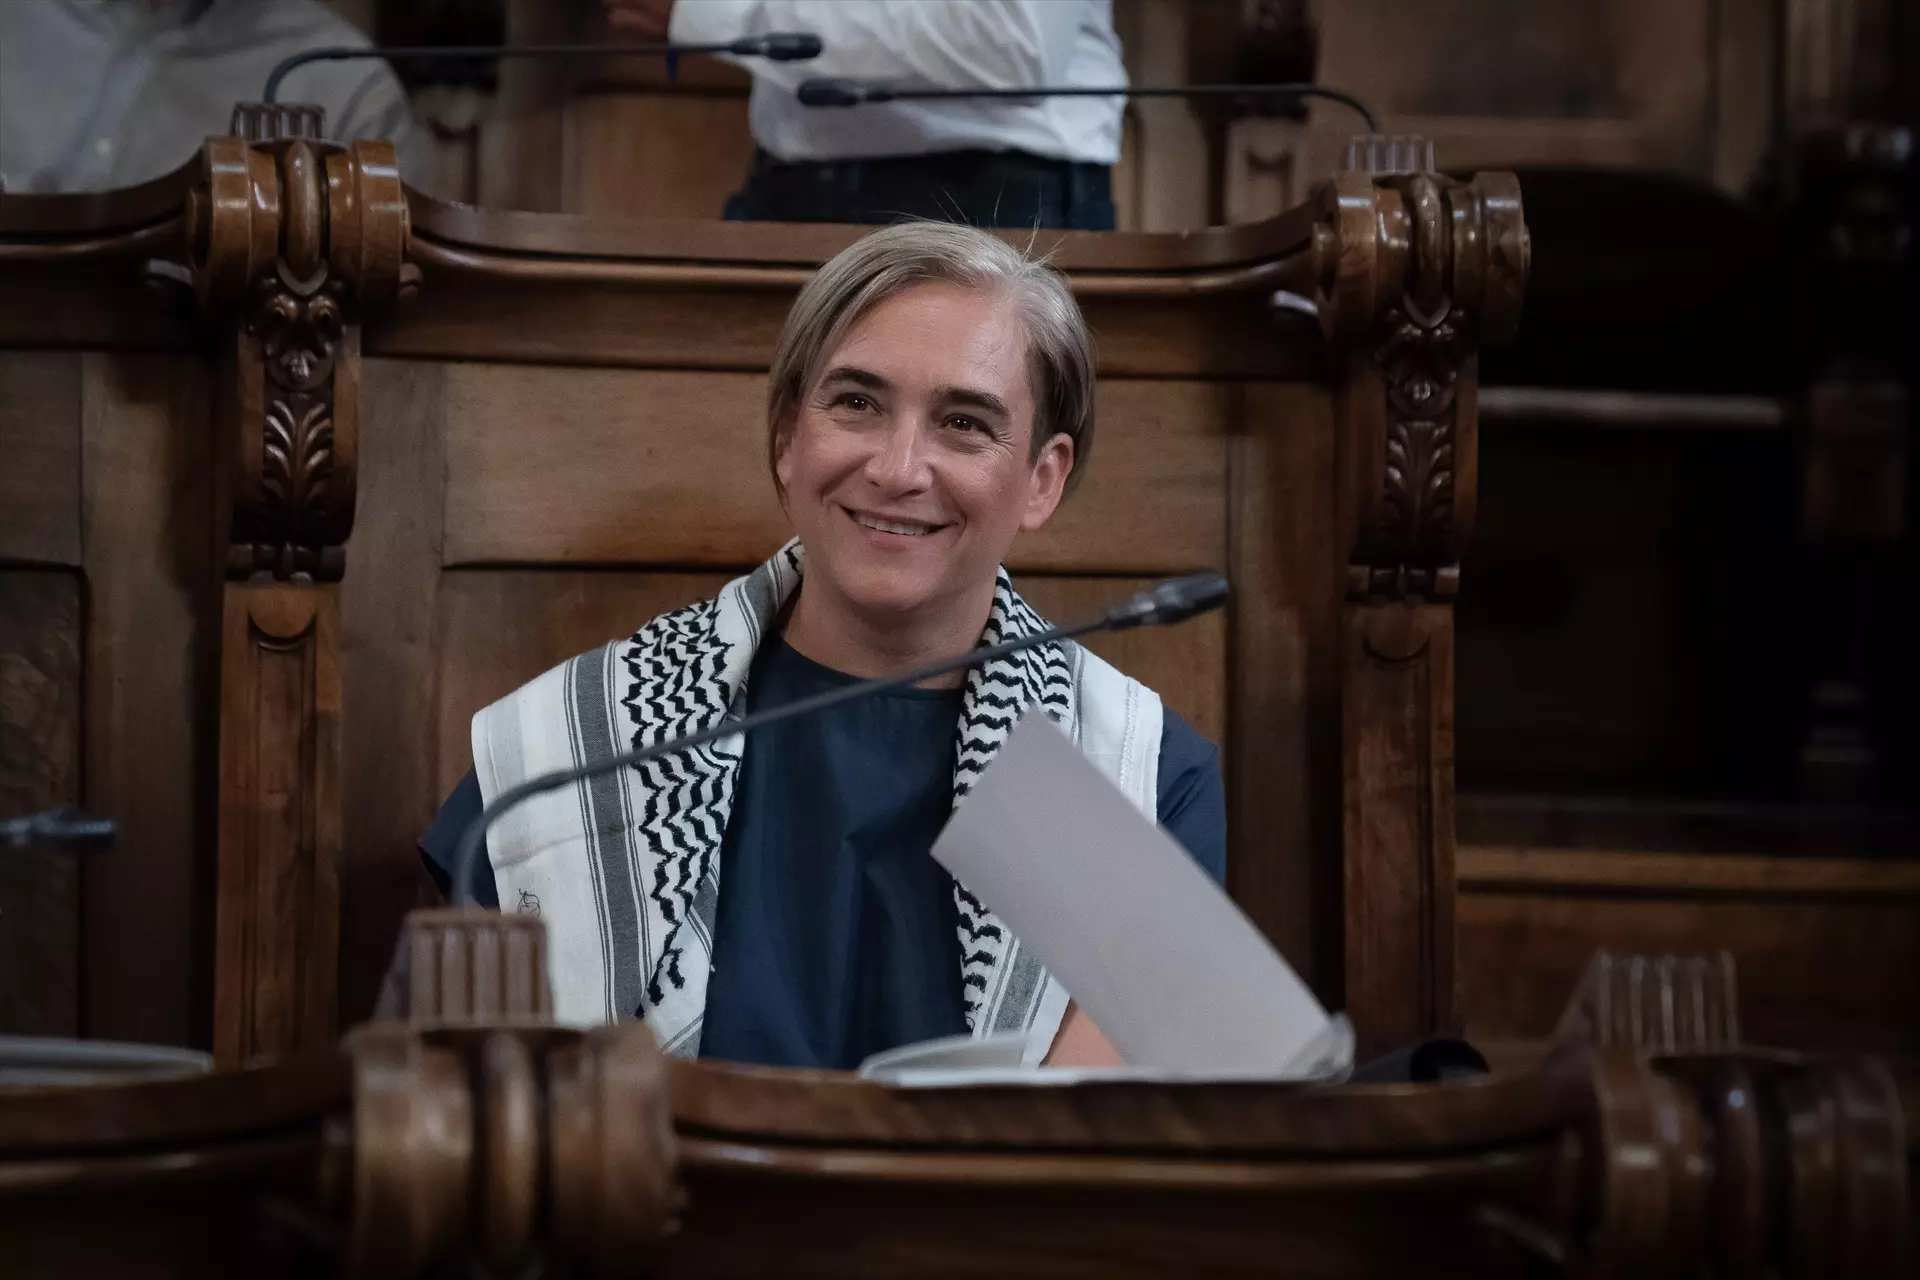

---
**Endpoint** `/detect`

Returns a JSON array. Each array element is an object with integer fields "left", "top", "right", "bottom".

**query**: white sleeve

[{"left": 668, "top": 0, "right": 1084, "bottom": 90}]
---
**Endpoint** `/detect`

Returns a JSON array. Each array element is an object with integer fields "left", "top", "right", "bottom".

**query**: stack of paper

[{"left": 859, "top": 712, "right": 1352, "bottom": 1089}]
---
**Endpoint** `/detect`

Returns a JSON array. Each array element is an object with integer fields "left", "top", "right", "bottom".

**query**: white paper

[
  {"left": 901, "top": 711, "right": 1349, "bottom": 1084},
  {"left": 857, "top": 1024, "right": 1353, "bottom": 1089}
]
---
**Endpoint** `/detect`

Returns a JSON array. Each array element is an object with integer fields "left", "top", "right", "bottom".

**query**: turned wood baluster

[
  {"left": 326, "top": 1021, "right": 680, "bottom": 1277},
  {"left": 1553, "top": 950, "right": 1914, "bottom": 1278}
]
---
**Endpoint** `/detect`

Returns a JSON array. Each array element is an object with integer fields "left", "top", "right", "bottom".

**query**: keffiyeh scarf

[{"left": 470, "top": 540, "right": 1162, "bottom": 1061}]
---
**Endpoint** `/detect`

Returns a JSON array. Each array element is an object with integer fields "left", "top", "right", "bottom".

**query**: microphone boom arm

[
  {"left": 448, "top": 572, "right": 1226, "bottom": 908},
  {"left": 1, "top": 808, "right": 117, "bottom": 855},
  {"left": 796, "top": 80, "right": 1380, "bottom": 134},
  {"left": 263, "top": 34, "right": 823, "bottom": 104}
]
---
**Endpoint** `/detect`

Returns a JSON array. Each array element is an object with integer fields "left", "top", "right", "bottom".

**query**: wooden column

[
  {"left": 1313, "top": 154, "right": 1529, "bottom": 1055},
  {"left": 186, "top": 112, "right": 412, "bottom": 1064}
]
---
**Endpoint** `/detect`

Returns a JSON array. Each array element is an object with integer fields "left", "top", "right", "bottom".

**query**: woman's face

[{"left": 775, "top": 281, "right": 1075, "bottom": 622}]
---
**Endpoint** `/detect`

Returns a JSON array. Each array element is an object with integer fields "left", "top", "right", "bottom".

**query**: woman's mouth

[{"left": 845, "top": 507, "right": 948, "bottom": 538}]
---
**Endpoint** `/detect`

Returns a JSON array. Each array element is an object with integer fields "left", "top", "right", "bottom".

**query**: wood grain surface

[
  {"left": 1229, "top": 384, "right": 1343, "bottom": 992},
  {"left": 213, "top": 585, "right": 343, "bottom": 1067},
  {"left": 80, "top": 353, "right": 214, "bottom": 1049},
  {"left": 339, "top": 359, "right": 449, "bottom": 1024},
  {"left": 1342, "top": 603, "right": 1457, "bottom": 1058},
  {"left": 0, "top": 569, "right": 82, "bottom": 1036},
  {"left": 0, "top": 352, "right": 82, "bottom": 567}
]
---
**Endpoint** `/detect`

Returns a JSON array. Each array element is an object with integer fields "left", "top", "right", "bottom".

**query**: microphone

[
  {"left": 448, "top": 571, "right": 1229, "bottom": 907},
  {"left": 795, "top": 79, "right": 1380, "bottom": 133},
  {"left": 262, "top": 34, "right": 823, "bottom": 103},
  {"left": 2, "top": 808, "right": 117, "bottom": 856},
  {"left": 1102, "top": 572, "right": 1231, "bottom": 629}
]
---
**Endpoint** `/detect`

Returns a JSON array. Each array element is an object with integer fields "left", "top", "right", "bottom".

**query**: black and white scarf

[{"left": 470, "top": 540, "right": 1162, "bottom": 1059}]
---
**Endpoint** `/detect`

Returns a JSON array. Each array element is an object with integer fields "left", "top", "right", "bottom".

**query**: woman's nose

[{"left": 863, "top": 418, "right": 932, "bottom": 491}]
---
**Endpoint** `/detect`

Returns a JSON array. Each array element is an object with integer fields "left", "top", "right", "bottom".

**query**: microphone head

[
  {"left": 2, "top": 807, "right": 117, "bottom": 854},
  {"left": 743, "top": 31, "right": 823, "bottom": 61},
  {"left": 1105, "top": 573, "right": 1230, "bottom": 630},
  {"left": 794, "top": 77, "right": 883, "bottom": 106}
]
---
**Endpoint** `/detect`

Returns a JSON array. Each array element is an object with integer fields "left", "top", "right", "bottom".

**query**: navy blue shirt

[{"left": 420, "top": 637, "right": 1226, "bottom": 1070}]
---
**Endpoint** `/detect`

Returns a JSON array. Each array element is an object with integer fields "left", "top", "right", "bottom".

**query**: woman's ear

[
  {"left": 1018, "top": 431, "right": 1075, "bottom": 533},
  {"left": 771, "top": 411, "right": 797, "bottom": 502}
]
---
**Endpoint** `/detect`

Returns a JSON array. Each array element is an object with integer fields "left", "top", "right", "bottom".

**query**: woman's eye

[{"left": 835, "top": 393, "right": 873, "bottom": 412}]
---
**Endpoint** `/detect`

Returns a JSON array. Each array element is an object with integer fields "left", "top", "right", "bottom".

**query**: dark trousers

[{"left": 723, "top": 148, "right": 1117, "bottom": 231}]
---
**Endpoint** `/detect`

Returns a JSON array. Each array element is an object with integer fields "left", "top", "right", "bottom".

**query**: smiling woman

[
  {"left": 412, "top": 221, "right": 1226, "bottom": 1072},
  {"left": 769, "top": 225, "right": 1089, "bottom": 680}
]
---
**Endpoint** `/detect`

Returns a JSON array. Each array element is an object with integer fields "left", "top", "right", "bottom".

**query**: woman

[{"left": 419, "top": 221, "right": 1224, "bottom": 1070}]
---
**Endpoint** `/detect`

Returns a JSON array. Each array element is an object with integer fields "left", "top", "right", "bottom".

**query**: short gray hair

[{"left": 767, "top": 221, "right": 1095, "bottom": 492}]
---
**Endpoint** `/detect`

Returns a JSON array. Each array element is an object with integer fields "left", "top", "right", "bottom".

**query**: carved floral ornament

[
  {"left": 183, "top": 130, "right": 412, "bottom": 583},
  {"left": 252, "top": 273, "right": 345, "bottom": 393},
  {"left": 1313, "top": 169, "right": 1529, "bottom": 601}
]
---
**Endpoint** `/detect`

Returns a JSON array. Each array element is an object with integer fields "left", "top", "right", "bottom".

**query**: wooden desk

[{"left": 2, "top": 1016, "right": 1907, "bottom": 1277}]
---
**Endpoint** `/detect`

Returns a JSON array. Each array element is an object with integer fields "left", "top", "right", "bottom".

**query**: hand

[
  {"left": 602, "top": 0, "right": 674, "bottom": 39},
  {"left": 1043, "top": 1002, "right": 1125, "bottom": 1068}
]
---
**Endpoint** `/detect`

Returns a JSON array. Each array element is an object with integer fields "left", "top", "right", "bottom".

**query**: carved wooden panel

[
  {"left": 80, "top": 354, "right": 214, "bottom": 1048},
  {"left": 213, "top": 585, "right": 342, "bottom": 1065},
  {"left": 440, "top": 368, "right": 775, "bottom": 568},
  {"left": 0, "top": 352, "right": 81, "bottom": 568},
  {"left": 439, "top": 365, "right": 1232, "bottom": 575},
  {"left": 0, "top": 570, "right": 82, "bottom": 1036}
]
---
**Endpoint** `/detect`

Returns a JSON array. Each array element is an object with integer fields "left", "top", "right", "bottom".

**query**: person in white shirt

[
  {"left": 606, "top": 0, "right": 1127, "bottom": 229},
  {"left": 0, "top": 0, "right": 420, "bottom": 195}
]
